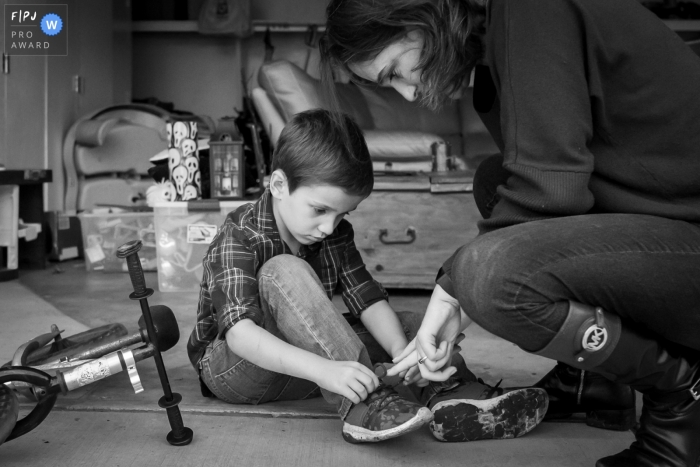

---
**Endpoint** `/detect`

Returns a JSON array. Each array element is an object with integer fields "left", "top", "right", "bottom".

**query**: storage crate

[
  {"left": 154, "top": 200, "right": 248, "bottom": 292},
  {"left": 78, "top": 211, "right": 156, "bottom": 272}
]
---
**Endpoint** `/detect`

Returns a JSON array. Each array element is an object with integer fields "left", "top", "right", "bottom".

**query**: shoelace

[{"left": 484, "top": 378, "right": 504, "bottom": 399}]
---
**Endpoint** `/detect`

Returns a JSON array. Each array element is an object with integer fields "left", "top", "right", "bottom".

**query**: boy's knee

[
  {"left": 257, "top": 255, "right": 320, "bottom": 291},
  {"left": 259, "top": 254, "right": 313, "bottom": 278}
]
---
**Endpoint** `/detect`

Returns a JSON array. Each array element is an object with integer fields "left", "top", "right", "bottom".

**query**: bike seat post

[{"left": 116, "top": 240, "right": 194, "bottom": 446}]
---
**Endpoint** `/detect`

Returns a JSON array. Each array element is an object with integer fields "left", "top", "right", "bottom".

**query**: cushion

[
  {"left": 251, "top": 87, "right": 285, "bottom": 145},
  {"left": 357, "top": 86, "right": 462, "bottom": 135},
  {"left": 257, "top": 60, "right": 374, "bottom": 129},
  {"left": 364, "top": 130, "right": 442, "bottom": 159}
]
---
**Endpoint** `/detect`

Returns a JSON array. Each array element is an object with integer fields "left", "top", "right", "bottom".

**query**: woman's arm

[{"left": 477, "top": 0, "right": 597, "bottom": 234}]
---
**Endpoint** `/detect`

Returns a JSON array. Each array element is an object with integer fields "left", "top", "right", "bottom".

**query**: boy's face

[{"left": 270, "top": 171, "right": 365, "bottom": 247}]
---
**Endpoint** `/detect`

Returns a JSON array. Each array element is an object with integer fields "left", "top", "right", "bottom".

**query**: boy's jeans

[
  {"left": 199, "top": 254, "right": 423, "bottom": 420},
  {"left": 458, "top": 154, "right": 700, "bottom": 353}
]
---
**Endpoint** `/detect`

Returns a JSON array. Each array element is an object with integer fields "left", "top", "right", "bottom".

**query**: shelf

[
  {"left": 0, "top": 169, "right": 52, "bottom": 186},
  {"left": 131, "top": 19, "right": 698, "bottom": 34},
  {"left": 132, "top": 21, "right": 325, "bottom": 33}
]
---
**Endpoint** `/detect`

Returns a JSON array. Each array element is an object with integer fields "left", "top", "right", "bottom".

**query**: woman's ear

[{"left": 269, "top": 169, "right": 288, "bottom": 199}]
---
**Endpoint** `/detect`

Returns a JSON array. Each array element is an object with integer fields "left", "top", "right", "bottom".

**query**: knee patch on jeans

[{"left": 532, "top": 301, "right": 622, "bottom": 370}]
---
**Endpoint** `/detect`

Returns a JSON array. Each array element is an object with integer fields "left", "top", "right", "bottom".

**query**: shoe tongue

[
  {"left": 449, "top": 380, "right": 501, "bottom": 400},
  {"left": 345, "top": 387, "right": 398, "bottom": 425},
  {"left": 345, "top": 402, "right": 370, "bottom": 426}
]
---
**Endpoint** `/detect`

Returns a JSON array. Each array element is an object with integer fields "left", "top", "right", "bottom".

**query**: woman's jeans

[
  {"left": 461, "top": 154, "right": 700, "bottom": 353},
  {"left": 199, "top": 255, "right": 423, "bottom": 419}
]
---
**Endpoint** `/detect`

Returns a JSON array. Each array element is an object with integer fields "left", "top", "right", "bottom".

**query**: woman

[{"left": 321, "top": 0, "right": 700, "bottom": 466}]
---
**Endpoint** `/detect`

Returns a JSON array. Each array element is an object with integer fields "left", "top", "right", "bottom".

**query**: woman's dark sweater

[{"left": 439, "top": 0, "right": 700, "bottom": 292}]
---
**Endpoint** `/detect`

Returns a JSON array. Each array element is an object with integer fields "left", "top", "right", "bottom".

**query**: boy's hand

[{"left": 313, "top": 360, "right": 380, "bottom": 404}]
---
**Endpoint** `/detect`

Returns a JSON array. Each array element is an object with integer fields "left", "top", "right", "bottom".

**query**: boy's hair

[
  {"left": 271, "top": 109, "right": 374, "bottom": 198},
  {"left": 320, "top": 0, "right": 485, "bottom": 111}
]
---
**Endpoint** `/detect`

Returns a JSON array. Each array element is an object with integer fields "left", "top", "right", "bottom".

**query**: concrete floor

[{"left": 0, "top": 260, "right": 636, "bottom": 466}]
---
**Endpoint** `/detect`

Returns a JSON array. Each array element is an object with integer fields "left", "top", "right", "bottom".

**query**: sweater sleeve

[{"left": 478, "top": 0, "right": 597, "bottom": 234}]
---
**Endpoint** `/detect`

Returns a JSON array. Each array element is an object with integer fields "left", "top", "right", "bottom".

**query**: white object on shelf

[
  {"left": 17, "top": 220, "right": 42, "bottom": 242},
  {"left": 0, "top": 185, "right": 19, "bottom": 271}
]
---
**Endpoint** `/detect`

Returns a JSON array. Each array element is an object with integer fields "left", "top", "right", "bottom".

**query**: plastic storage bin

[
  {"left": 78, "top": 211, "right": 156, "bottom": 272},
  {"left": 154, "top": 200, "right": 248, "bottom": 292}
]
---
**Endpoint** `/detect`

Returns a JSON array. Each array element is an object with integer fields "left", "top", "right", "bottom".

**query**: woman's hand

[
  {"left": 312, "top": 360, "right": 380, "bottom": 404},
  {"left": 388, "top": 338, "right": 431, "bottom": 387},
  {"left": 387, "top": 285, "right": 464, "bottom": 381}
]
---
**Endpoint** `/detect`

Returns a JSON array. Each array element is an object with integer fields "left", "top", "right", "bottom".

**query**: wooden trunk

[{"left": 351, "top": 188, "right": 481, "bottom": 289}]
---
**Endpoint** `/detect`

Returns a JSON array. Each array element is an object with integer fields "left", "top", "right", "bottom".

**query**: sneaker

[
  {"left": 342, "top": 386, "right": 434, "bottom": 444},
  {"left": 426, "top": 378, "right": 548, "bottom": 442}
]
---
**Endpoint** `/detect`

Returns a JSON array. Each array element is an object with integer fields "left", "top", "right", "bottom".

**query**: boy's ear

[{"left": 269, "top": 169, "right": 288, "bottom": 199}]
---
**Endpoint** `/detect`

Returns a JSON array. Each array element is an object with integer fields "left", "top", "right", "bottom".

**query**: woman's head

[{"left": 320, "top": 0, "right": 486, "bottom": 110}]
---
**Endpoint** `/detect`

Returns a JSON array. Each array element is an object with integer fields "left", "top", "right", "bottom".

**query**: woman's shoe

[
  {"left": 534, "top": 301, "right": 700, "bottom": 467},
  {"left": 596, "top": 388, "right": 700, "bottom": 467},
  {"left": 536, "top": 362, "right": 636, "bottom": 431}
]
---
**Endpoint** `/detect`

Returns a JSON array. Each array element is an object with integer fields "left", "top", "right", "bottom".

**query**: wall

[
  {"left": 132, "top": 30, "right": 322, "bottom": 121},
  {"left": 0, "top": 0, "right": 130, "bottom": 211}
]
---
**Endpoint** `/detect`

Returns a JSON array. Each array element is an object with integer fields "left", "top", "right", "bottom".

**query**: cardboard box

[{"left": 46, "top": 211, "right": 84, "bottom": 262}]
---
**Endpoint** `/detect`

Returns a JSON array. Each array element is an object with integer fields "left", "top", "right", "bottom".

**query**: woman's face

[{"left": 349, "top": 30, "right": 425, "bottom": 102}]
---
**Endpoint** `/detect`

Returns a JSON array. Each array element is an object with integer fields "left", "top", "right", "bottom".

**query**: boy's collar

[
  {"left": 256, "top": 188, "right": 283, "bottom": 240},
  {"left": 258, "top": 188, "right": 323, "bottom": 255}
]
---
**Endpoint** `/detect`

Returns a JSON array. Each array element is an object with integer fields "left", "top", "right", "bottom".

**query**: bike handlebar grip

[
  {"left": 158, "top": 393, "right": 193, "bottom": 446},
  {"left": 116, "top": 240, "right": 148, "bottom": 295}
]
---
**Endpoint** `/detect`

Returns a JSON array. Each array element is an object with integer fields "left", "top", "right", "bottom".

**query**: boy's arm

[
  {"left": 334, "top": 222, "right": 410, "bottom": 359},
  {"left": 226, "top": 319, "right": 379, "bottom": 403},
  {"left": 359, "top": 300, "right": 409, "bottom": 359}
]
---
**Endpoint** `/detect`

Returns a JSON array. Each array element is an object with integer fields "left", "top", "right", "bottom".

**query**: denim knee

[
  {"left": 451, "top": 234, "right": 516, "bottom": 322},
  {"left": 258, "top": 254, "right": 320, "bottom": 286},
  {"left": 450, "top": 231, "right": 566, "bottom": 350}
]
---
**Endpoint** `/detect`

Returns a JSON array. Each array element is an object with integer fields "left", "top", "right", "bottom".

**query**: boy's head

[
  {"left": 271, "top": 109, "right": 374, "bottom": 198},
  {"left": 269, "top": 109, "right": 374, "bottom": 247}
]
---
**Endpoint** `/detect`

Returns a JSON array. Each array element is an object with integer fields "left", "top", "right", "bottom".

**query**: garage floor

[{"left": 0, "top": 260, "right": 635, "bottom": 466}]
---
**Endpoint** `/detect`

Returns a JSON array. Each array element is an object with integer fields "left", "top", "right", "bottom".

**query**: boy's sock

[{"left": 342, "top": 383, "right": 433, "bottom": 443}]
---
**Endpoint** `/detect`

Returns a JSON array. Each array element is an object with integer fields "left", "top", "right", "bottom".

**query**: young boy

[{"left": 187, "top": 109, "right": 547, "bottom": 444}]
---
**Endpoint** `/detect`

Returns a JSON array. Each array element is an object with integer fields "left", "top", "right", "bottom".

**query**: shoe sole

[
  {"left": 342, "top": 407, "right": 434, "bottom": 444},
  {"left": 430, "top": 388, "right": 548, "bottom": 442}
]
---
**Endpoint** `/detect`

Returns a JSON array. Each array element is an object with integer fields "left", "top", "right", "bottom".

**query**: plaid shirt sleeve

[
  {"left": 336, "top": 221, "right": 389, "bottom": 316},
  {"left": 207, "top": 220, "right": 266, "bottom": 339}
]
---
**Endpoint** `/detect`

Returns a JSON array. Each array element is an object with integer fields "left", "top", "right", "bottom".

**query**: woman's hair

[
  {"left": 271, "top": 109, "right": 373, "bottom": 197},
  {"left": 320, "top": 0, "right": 486, "bottom": 111}
]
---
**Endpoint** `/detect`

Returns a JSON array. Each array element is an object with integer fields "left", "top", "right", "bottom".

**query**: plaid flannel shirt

[{"left": 187, "top": 189, "right": 388, "bottom": 368}]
